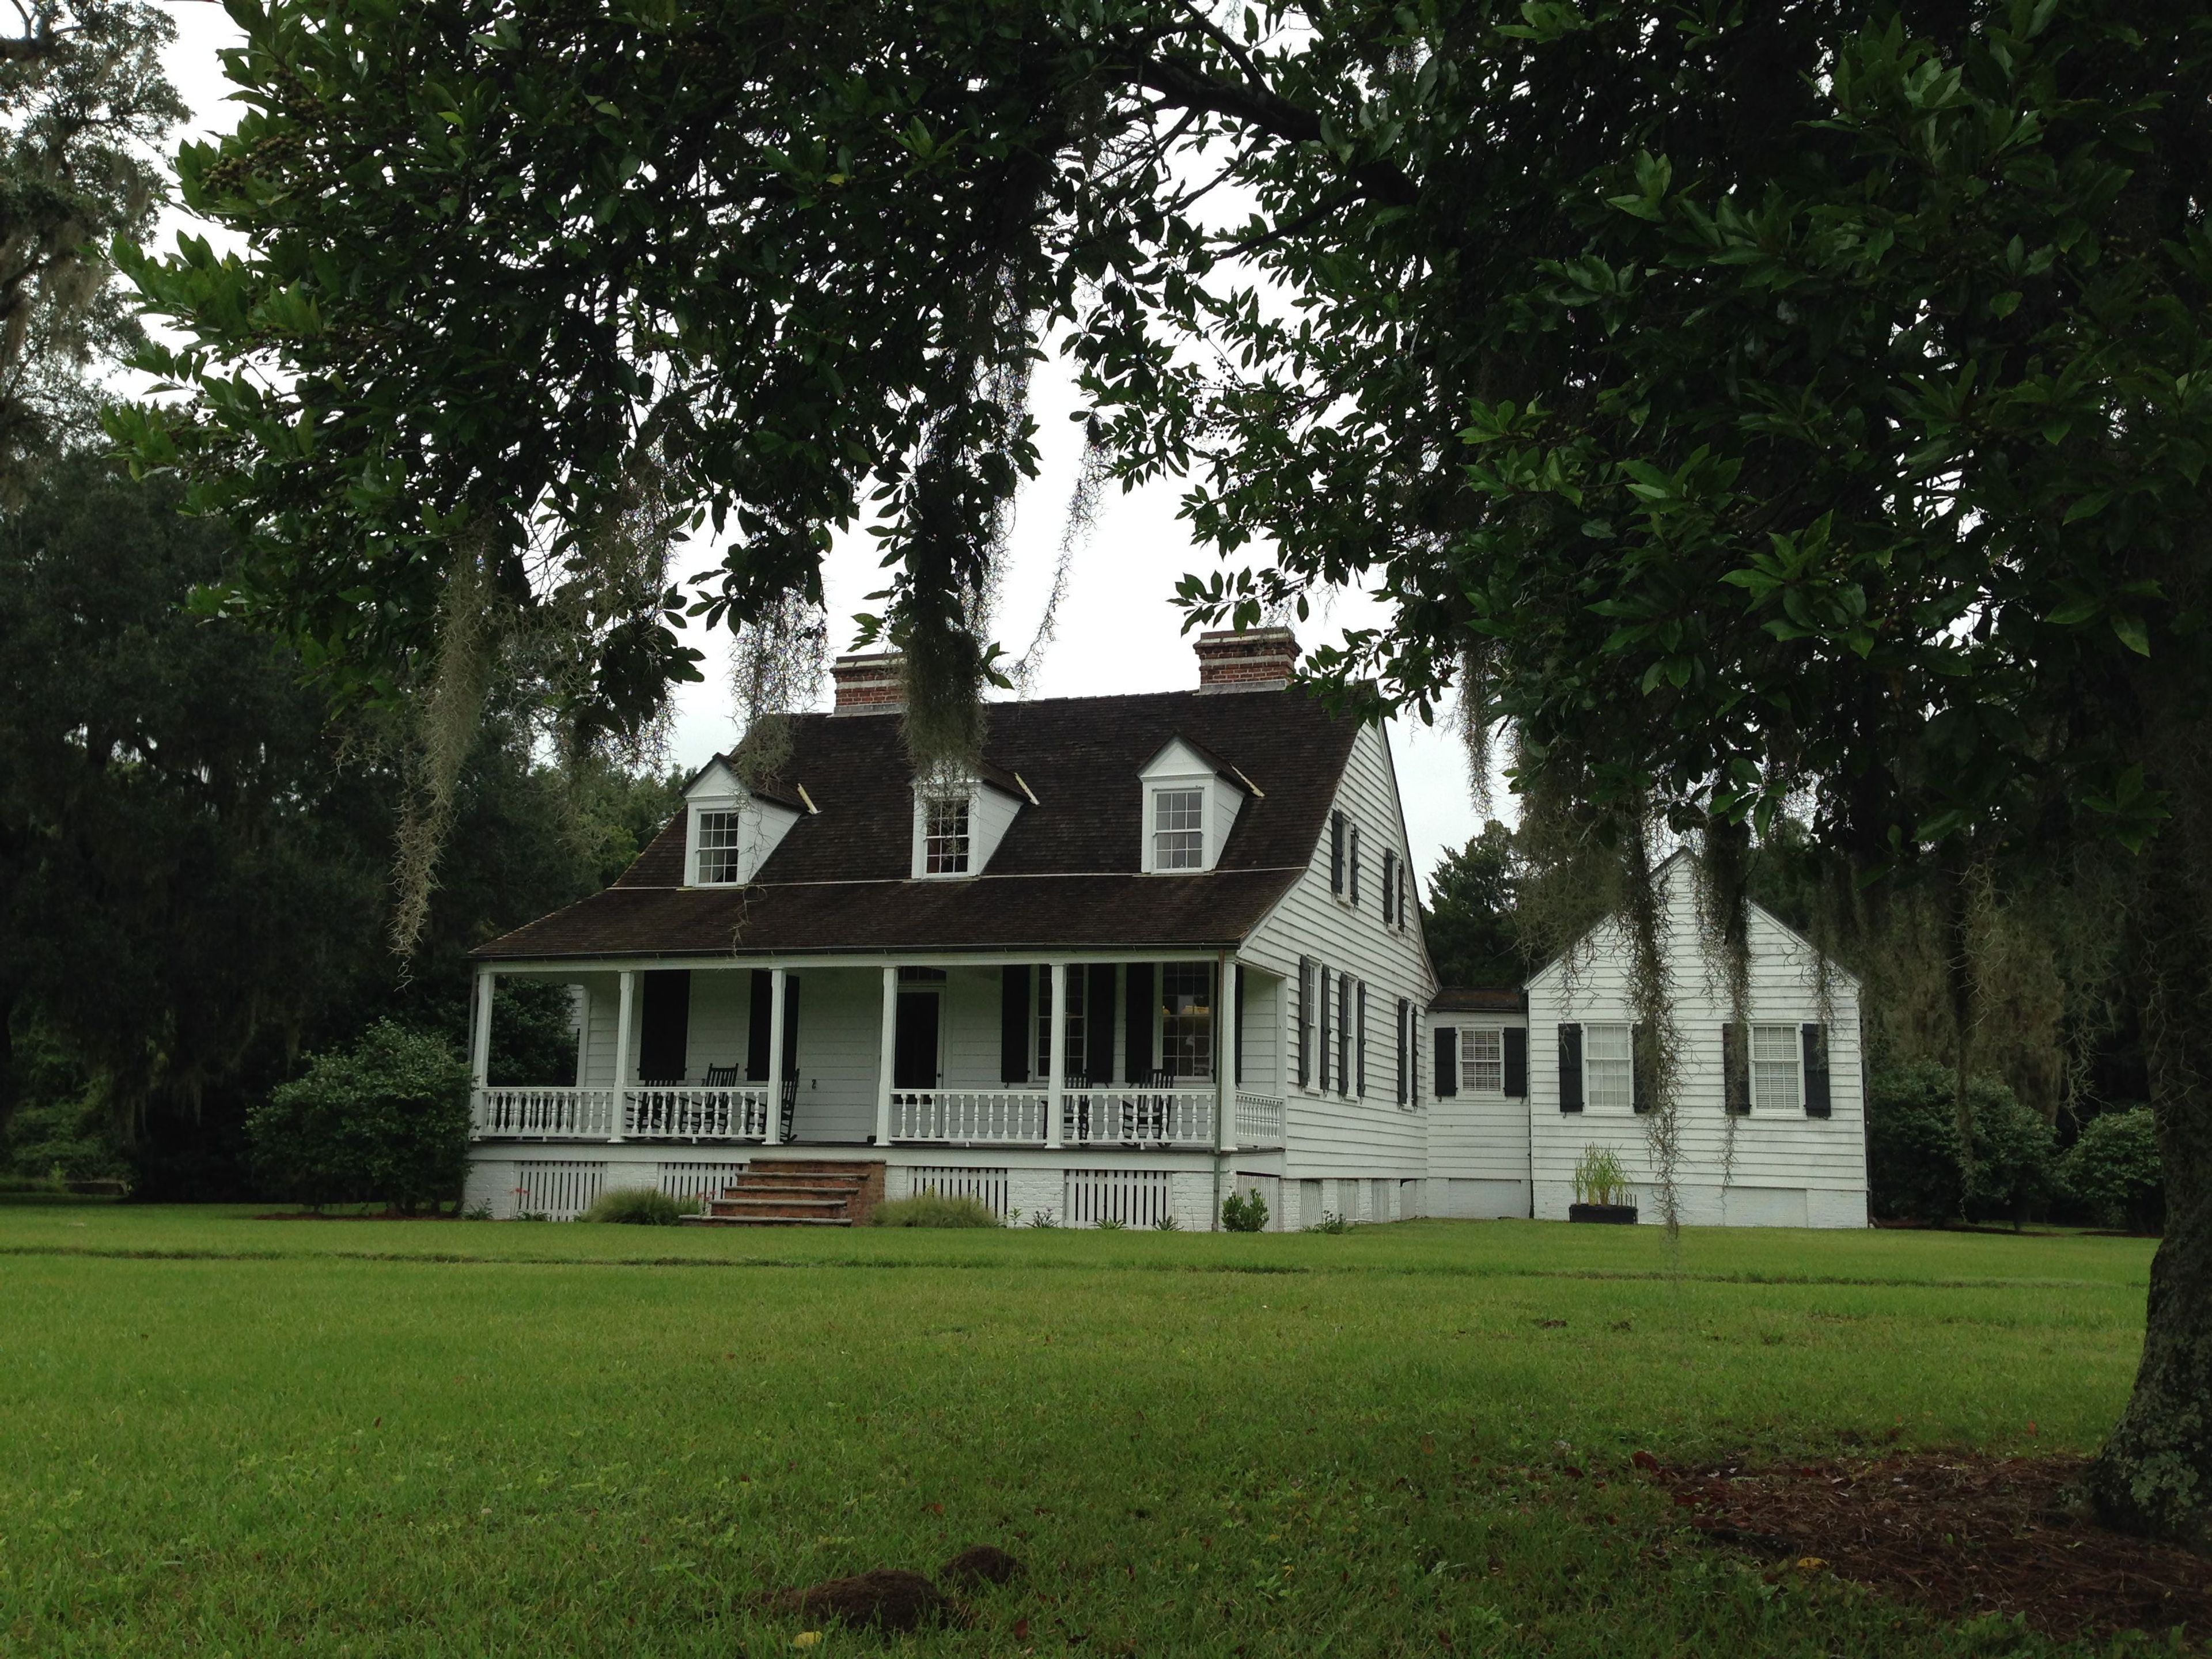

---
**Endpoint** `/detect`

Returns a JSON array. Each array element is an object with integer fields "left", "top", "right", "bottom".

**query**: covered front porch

[{"left": 467, "top": 955, "right": 1288, "bottom": 1154}]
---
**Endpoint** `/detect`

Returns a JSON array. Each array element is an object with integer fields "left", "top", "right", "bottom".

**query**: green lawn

[{"left": 0, "top": 1207, "right": 2158, "bottom": 1657}]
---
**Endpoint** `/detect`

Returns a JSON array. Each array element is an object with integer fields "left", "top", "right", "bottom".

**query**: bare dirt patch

[{"left": 1652, "top": 1452, "right": 2207, "bottom": 1646}]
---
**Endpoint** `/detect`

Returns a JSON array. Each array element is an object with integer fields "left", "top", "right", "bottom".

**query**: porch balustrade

[
  {"left": 1233, "top": 1092, "right": 1286, "bottom": 1148},
  {"left": 474, "top": 1086, "right": 620, "bottom": 1140},
  {"left": 888, "top": 1089, "right": 1049, "bottom": 1145},
  {"left": 625, "top": 1085, "right": 771, "bottom": 1141},
  {"left": 1060, "top": 1086, "right": 1217, "bottom": 1148}
]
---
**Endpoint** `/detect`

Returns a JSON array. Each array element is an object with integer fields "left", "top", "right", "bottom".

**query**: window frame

[
  {"left": 1582, "top": 1022, "right": 1634, "bottom": 1113},
  {"left": 920, "top": 793, "right": 972, "bottom": 877},
  {"left": 1159, "top": 961, "right": 1214, "bottom": 1081},
  {"left": 1459, "top": 1026, "right": 1505, "bottom": 1093},
  {"left": 1751, "top": 1022, "right": 1802, "bottom": 1114},
  {"left": 1151, "top": 785, "right": 1206, "bottom": 872},
  {"left": 692, "top": 806, "right": 745, "bottom": 885}
]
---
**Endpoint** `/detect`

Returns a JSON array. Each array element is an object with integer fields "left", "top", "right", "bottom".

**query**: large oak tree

[{"left": 119, "top": 1, "right": 2211, "bottom": 1546}]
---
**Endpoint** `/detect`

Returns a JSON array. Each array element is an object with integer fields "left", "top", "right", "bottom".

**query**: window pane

[
  {"left": 1036, "top": 968, "right": 1088, "bottom": 1081},
  {"left": 1752, "top": 1023, "right": 1799, "bottom": 1113},
  {"left": 925, "top": 797, "right": 969, "bottom": 874},
  {"left": 1154, "top": 788, "right": 1204, "bottom": 870},
  {"left": 697, "top": 810, "right": 743, "bottom": 884},
  {"left": 1584, "top": 1022, "right": 1633, "bottom": 1112},
  {"left": 1161, "top": 962, "right": 1212, "bottom": 1080},
  {"left": 1459, "top": 1027, "right": 1503, "bottom": 1092}
]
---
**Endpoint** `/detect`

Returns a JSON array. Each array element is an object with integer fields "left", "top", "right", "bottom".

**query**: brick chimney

[
  {"left": 830, "top": 651, "right": 904, "bottom": 714},
  {"left": 1194, "top": 627, "right": 1298, "bottom": 692}
]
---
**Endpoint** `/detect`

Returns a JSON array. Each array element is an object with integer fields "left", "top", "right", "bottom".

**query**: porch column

[
  {"left": 874, "top": 965, "right": 898, "bottom": 1146},
  {"left": 611, "top": 969, "right": 637, "bottom": 1142},
  {"left": 1046, "top": 962, "right": 1067, "bottom": 1150},
  {"left": 766, "top": 968, "right": 787, "bottom": 1145},
  {"left": 469, "top": 969, "right": 495, "bottom": 1089},
  {"left": 1216, "top": 955, "right": 1236, "bottom": 1153}
]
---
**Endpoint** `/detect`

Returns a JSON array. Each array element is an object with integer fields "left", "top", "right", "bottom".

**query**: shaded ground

[{"left": 1654, "top": 1452, "right": 2208, "bottom": 1646}]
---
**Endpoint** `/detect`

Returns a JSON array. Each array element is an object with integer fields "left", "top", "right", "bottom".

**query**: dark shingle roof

[
  {"left": 1428, "top": 986, "right": 1525, "bottom": 1014},
  {"left": 475, "top": 686, "right": 1360, "bottom": 960}
]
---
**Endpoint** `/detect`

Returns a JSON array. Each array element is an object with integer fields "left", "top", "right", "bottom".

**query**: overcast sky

[{"left": 150, "top": 6, "right": 1489, "bottom": 891}]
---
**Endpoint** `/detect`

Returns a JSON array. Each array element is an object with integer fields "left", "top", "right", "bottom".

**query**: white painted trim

[
  {"left": 875, "top": 965, "right": 897, "bottom": 1147},
  {"left": 1046, "top": 963, "right": 1067, "bottom": 1151},
  {"left": 765, "top": 968, "right": 787, "bottom": 1145},
  {"left": 470, "top": 970, "right": 495, "bottom": 1089},
  {"left": 611, "top": 971, "right": 637, "bottom": 1144}
]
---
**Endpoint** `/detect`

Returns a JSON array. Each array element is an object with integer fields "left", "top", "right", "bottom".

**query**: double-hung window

[
  {"left": 1752, "top": 1024, "right": 1802, "bottom": 1113},
  {"left": 695, "top": 810, "right": 744, "bottom": 884},
  {"left": 1036, "top": 968, "right": 1089, "bottom": 1081},
  {"left": 1154, "top": 788, "right": 1205, "bottom": 870},
  {"left": 1584, "top": 1024, "right": 1633, "bottom": 1112},
  {"left": 923, "top": 797, "right": 971, "bottom": 874},
  {"left": 1459, "top": 1027, "right": 1503, "bottom": 1093},
  {"left": 1161, "top": 963, "right": 1213, "bottom": 1080}
]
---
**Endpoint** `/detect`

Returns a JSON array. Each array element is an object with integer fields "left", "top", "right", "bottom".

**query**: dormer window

[
  {"left": 1154, "top": 788, "right": 1205, "bottom": 870},
  {"left": 923, "top": 796, "right": 971, "bottom": 874},
  {"left": 696, "top": 810, "right": 745, "bottom": 884}
]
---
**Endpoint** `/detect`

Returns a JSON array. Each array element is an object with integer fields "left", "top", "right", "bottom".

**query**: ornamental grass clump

[
  {"left": 870, "top": 1193, "right": 1000, "bottom": 1228},
  {"left": 581, "top": 1187, "right": 698, "bottom": 1225},
  {"left": 1573, "top": 1146, "right": 1631, "bottom": 1209}
]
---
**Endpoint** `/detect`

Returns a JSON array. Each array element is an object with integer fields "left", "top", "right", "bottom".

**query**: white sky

[{"left": 149, "top": 6, "right": 1487, "bottom": 891}]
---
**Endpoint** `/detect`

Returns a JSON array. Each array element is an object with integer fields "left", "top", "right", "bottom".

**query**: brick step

[
  {"left": 681, "top": 1213, "right": 852, "bottom": 1228},
  {"left": 679, "top": 1158, "right": 885, "bottom": 1228}
]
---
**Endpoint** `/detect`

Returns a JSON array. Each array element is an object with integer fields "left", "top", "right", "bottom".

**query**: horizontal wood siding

[
  {"left": 1524, "top": 861, "right": 1867, "bottom": 1224},
  {"left": 1243, "top": 723, "right": 1436, "bottom": 1178},
  {"left": 1426, "top": 1014, "right": 1532, "bottom": 1185}
]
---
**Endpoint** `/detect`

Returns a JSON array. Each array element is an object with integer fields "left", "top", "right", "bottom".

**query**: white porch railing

[
  {"left": 471, "top": 1086, "right": 768, "bottom": 1142},
  {"left": 625, "top": 1086, "right": 771, "bottom": 1141},
  {"left": 1061, "top": 1087, "right": 1216, "bottom": 1148},
  {"left": 1234, "top": 1092, "right": 1286, "bottom": 1148},
  {"left": 889, "top": 1090, "right": 1049, "bottom": 1145},
  {"left": 475, "top": 1086, "right": 620, "bottom": 1139}
]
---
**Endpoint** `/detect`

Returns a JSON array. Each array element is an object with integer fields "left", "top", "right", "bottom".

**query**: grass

[{"left": 0, "top": 1206, "right": 2160, "bottom": 1658}]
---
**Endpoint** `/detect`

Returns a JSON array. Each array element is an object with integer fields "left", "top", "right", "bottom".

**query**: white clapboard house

[{"left": 463, "top": 630, "right": 1868, "bottom": 1228}]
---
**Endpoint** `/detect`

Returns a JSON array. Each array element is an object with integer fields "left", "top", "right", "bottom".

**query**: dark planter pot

[{"left": 1569, "top": 1203, "right": 1638, "bottom": 1225}]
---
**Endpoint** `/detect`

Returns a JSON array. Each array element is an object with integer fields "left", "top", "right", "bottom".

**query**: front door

[{"left": 893, "top": 991, "right": 940, "bottom": 1090}]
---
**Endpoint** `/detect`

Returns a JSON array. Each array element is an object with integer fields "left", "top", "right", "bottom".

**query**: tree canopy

[{"left": 115, "top": 0, "right": 2212, "bottom": 1547}]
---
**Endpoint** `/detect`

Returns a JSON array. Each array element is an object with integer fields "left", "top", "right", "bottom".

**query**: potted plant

[{"left": 1568, "top": 1146, "right": 1638, "bottom": 1224}]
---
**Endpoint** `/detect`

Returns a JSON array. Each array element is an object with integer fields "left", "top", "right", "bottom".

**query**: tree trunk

[{"left": 2088, "top": 793, "right": 2212, "bottom": 1554}]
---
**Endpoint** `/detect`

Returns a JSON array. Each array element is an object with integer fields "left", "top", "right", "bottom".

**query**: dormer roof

[{"left": 473, "top": 684, "right": 1362, "bottom": 959}]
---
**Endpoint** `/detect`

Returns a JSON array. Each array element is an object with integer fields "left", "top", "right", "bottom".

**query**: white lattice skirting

[
  {"left": 906, "top": 1165, "right": 1012, "bottom": 1218},
  {"left": 1063, "top": 1168, "right": 1174, "bottom": 1228}
]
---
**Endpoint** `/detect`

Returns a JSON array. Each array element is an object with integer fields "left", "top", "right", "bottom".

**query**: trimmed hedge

[
  {"left": 2061, "top": 1107, "right": 2164, "bottom": 1233},
  {"left": 1867, "top": 1060, "right": 2061, "bottom": 1225}
]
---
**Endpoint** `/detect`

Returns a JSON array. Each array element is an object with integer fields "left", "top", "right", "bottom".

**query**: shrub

[
  {"left": 871, "top": 1192, "right": 1001, "bottom": 1228},
  {"left": 1304, "top": 1210, "right": 1351, "bottom": 1234},
  {"left": 2061, "top": 1107, "right": 2164, "bottom": 1233},
  {"left": 582, "top": 1187, "right": 699, "bottom": 1225},
  {"left": 247, "top": 1021, "right": 471, "bottom": 1212},
  {"left": 1868, "top": 1061, "right": 2062, "bottom": 1225},
  {"left": 1221, "top": 1187, "right": 1269, "bottom": 1232}
]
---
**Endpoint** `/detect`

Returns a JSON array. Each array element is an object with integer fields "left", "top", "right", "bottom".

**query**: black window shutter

[
  {"left": 1802, "top": 1023, "right": 1832, "bottom": 1117},
  {"left": 1631, "top": 1019, "right": 1654, "bottom": 1114},
  {"left": 1723, "top": 1022, "right": 1751, "bottom": 1115},
  {"left": 1000, "top": 965, "right": 1032, "bottom": 1084},
  {"left": 1349, "top": 825, "right": 1361, "bottom": 906},
  {"left": 1124, "top": 962, "right": 1155, "bottom": 1082},
  {"left": 1330, "top": 812, "right": 1345, "bottom": 893},
  {"left": 638, "top": 969, "right": 691, "bottom": 1082},
  {"left": 1355, "top": 981, "right": 1368, "bottom": 1096},
  {"left": 1316, "top": 967, "right": 1331, "bottom": 1090},
  {"left": 1559, "top": 1022, "right": 1584, "bottom": 1113},
  {"left": 1086, "top": 964, "right": 1116, "bottom": 1085},
  {"left": 1337, "top": 974, "right": 1352, "bottom": 1094},
  {"left": 1398, "top": 861, "right": 1408, "bottom": 930},
  {"left": 1434, "top": 1027, "right": 1457, "bottom": 1097},
  {"left": 1233, "top": 966, "right": 1246, "bottom": 1086},
  {"left": 1296, "top": 957, "right": 1313, "bottom": 1087},
  {"left": 1396, "top": 998, "right": 1410, "bottom": 1104},
  {"left": 1381, "top": 852, "right": 1396, "bottom": 923},
  {"left": 747, "top": 969, "right": 773, "bottom": 1082},
  {"left": 1503, "top": 1027, "right": 1528, "bottom": 1097},
  {"left": 779, "top": 975, "right": 801, "bottom": 1080}
]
